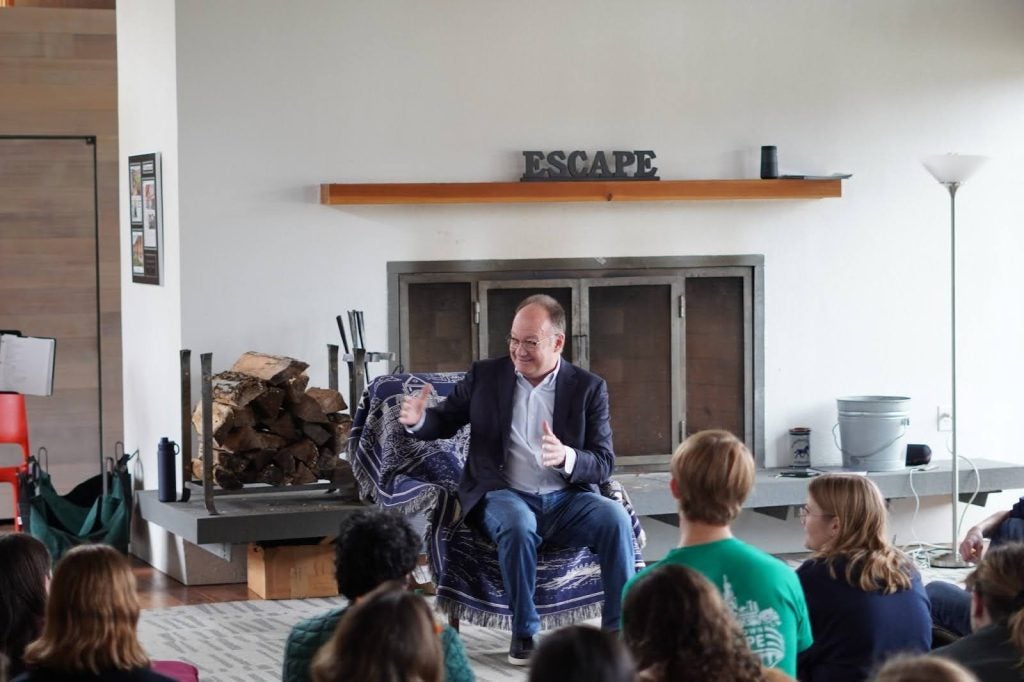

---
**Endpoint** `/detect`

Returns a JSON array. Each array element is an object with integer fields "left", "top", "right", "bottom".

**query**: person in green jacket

[{"left": 282, "top": 510, "right": 474, "bottom": 682}]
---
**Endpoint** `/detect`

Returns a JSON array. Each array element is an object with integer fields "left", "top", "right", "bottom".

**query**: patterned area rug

[
  {"left": 138, "top": 596, "right": 529, "bottom": 682},
  {"left": 138, "top": 556, "right": 972, "bottom": 682}
]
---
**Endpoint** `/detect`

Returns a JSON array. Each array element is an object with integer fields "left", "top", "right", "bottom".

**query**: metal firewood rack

[{"left": 177, "top": 313, "right": 392, "bottom": 515}]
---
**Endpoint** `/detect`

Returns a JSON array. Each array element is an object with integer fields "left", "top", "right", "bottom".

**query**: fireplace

[{"left": 387, "top": 255, "right": 764, "bottom": 468}]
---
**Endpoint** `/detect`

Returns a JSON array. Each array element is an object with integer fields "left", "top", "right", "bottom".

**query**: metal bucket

[{"left": 833, "top": 396, "right": 910, "bottom": 471}]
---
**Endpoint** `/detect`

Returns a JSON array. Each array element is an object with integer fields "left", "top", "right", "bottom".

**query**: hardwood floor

[
  {"left": 131, "top": 560, "right": 254, "bottom": 609},
  {"left": 1, "top": 522, "right": 255, "bottom": 610}
]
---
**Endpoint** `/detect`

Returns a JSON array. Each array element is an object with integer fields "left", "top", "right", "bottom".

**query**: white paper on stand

[{"left": 0, "top": 334, "right": 56, "bottom": 396}]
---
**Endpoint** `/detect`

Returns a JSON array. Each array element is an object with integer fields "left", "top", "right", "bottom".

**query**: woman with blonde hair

[
  {"left": 796, "top": 474, "right": 930, "bottom": 682},
  {"left": 310, "top": 584, "right": 443, "bottom": 682},
  {"left": 932, "top": 541, "right": 1024, "bottom": 681},
  {"left": 623, "top": 562, "right": 769, "bottom": 682},
  {"left": 14, "top": 543, "right": 174, "bottom": 682}
]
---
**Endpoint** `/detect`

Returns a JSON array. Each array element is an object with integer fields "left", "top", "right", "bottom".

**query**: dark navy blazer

[{"left": 411, "top": 356, "right": 615, "bottom": 519}]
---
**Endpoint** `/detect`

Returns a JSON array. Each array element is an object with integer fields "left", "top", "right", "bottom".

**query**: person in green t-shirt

[{"left": 621, "top": 429, "right": 812, "bottom": 677}]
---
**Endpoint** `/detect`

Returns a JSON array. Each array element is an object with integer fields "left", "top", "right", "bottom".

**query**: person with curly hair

[
  {"left": 282, "top": 509, "right": 473, "bottom": 682},
  {"left": 528, "top": 625, "right": 635, "bottom": 682},
  {"left": 623, "top": 563, "right": 771, "bottom": 682},
  {"left": 0, "top": 533, "right": 50, "bottom": 679},
  {"left": 621, "top": 430, "right": 811, "bottom": 677},
  {"left": 796, "top": 474, "right": 931, "bottom": 681},
  {"left": 310, "top": 585, "right": 443, "bottom": 682},
  {"left": 932, "top": 542, "right": 1024, "bottom": 681},
  {"left": 13, "top": 543, "right": 174, "bottom": 681}
]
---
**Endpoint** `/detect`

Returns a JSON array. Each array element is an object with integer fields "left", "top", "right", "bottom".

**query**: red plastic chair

[{"left": 0, "top": 393, "right": 31, "bottom": 531}]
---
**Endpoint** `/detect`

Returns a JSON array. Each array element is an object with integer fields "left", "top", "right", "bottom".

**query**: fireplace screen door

[{"left": 391, "top": 257, "right": 762, "bottom": 467}]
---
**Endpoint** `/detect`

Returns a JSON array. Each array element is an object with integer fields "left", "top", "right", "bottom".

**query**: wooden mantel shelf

[{"left": 319, "top": 178, "right": 842, "bottom": 205}]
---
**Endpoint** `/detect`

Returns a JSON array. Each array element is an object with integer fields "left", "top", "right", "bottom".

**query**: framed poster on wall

[{"left": 128, "top": 152, "right": 162, "bottom": 285}]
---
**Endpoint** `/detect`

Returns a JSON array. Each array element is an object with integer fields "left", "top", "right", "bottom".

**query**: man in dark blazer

[{"left": 400, "top": 294, "right": 636, "bottom": 665}]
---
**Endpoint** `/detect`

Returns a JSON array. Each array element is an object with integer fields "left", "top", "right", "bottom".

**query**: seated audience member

[
  {"left": 624, "top": 562, "right": 781, "bottom": 682},
  {"left": 0, "top": 534, "right": 51, "bottom": 679},
  {"left": 932, "top": 542, "right": 1024, "bottom": 681},
  {"left": 872, "top": 654, "right": 978, "bottom": 682},
  {"left": 310, "top": 585, "right": 443, "bottom": 682},
  {"left": 796, "top": 474, "right": 931, "bottom": 681},
  {"left": 928, "top": 498, "right": 1024, "bottom": 638},
  {"left": 528, "top": 625, "right": 635, "bottom": 682},
  {"left": 13, "top": 543, "right": 175, "bottom": 682},
  {"left": 621, "top": 430, "right": 812, "bottom": 677},
  {"left": 282, "top": 510, "right": 473, "bottom": 682}
]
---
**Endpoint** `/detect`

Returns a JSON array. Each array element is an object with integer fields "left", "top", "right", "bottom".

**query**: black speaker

[
  {"left": 905, "top": 443, "right": 932, "bottom": 466},
  {"left": 760, "top": 146, "right": 779, "bottom": 179}
]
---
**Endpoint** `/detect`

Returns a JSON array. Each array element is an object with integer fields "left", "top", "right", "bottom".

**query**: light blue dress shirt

[{"left": 504, "top": 361, "right": 576, "bottom": 493}]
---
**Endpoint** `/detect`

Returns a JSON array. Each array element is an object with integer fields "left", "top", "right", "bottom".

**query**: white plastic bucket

[{"left": 833, "top": 396, "right": 910, "bottom": 471}]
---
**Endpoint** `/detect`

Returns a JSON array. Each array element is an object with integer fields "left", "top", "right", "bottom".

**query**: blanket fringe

[{"left": 435, "top": 596, "right": 603, "bottom": 632}]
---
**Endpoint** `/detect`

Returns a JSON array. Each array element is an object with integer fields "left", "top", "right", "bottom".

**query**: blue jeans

[
  {"left": 927, "top": 516, "right": 1024, "bottom": 637},
  {"left": 473, "top": 487, "right": 636, "bottom": 637},
  {"left": 926, "top": 580, "right": 972, "bottom": 637}
]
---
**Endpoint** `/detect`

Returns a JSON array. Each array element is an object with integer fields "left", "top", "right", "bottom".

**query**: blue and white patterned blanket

[{"left": 348, "top": 372, "right": 645, "bottom": 630}]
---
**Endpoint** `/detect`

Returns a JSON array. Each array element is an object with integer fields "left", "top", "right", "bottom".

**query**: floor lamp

[{"left": 922, "top": 153, "right": 988, "bottom": 569}]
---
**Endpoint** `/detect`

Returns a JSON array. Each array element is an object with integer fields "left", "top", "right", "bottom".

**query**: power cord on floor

[
  {"left": 905, "top": 466, "right": 948, "bottom": 569},
  {"left": 902, "top": 451, "right": 982, "bottom": 570},
  {"left": 955, "top": 454, "right": 981, "bottom": 539}
]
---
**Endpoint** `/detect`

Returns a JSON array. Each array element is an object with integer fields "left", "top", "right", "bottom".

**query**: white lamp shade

[{"left": 922, "top": 154, "right": 989, "bottom": 184}]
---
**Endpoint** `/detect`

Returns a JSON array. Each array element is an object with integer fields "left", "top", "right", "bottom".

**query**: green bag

[{"left": 25, "top": 449, "right": 133, "bottom": 561}]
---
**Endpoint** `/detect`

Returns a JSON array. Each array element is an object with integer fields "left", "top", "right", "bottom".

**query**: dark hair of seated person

[
  {"left": 334, "top": 509, "right": 421, "bottom": 600},
  {"left": 310, "top": 584, "right": 443, "bottom": 682},
  {"left": 871, "top": 654, "right": 977, "bottom": 682},
  {"left": 0, "top": 533, "right": 51, "bottom": 679},
  {"left": 528, "top": 625, "right": 635, "bottom": 682},
  {"left": 964, "top": 541, "right": 1024, "bottom": 659},
  {"left": 623, "top": 563, "right": 766, "bottom": 682}
]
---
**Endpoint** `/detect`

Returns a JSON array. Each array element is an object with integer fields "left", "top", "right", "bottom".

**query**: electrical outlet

[{"left": 937, "top": 405, "right": 953, "bottom": 432}]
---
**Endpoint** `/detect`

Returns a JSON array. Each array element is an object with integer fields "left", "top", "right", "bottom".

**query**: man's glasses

[
  {"left": 797, "top": 505, "right": 836, "bottom": 521},
  {"left": 506, "top": 335, "right": 553, "bottom": 352}
]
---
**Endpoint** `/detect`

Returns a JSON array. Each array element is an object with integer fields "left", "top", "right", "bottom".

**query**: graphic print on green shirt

[{"left": 723, "top": 575, "right": 786, "bottom": 667}]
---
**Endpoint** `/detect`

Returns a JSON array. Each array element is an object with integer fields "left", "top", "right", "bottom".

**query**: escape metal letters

[{"left": 521, "top": 150, "right": 659, "bottom": 181}]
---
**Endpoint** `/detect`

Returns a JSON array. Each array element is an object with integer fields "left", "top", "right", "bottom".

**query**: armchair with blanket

[{"left": 348, "top": 372, "right": 646, "bottom": 630}]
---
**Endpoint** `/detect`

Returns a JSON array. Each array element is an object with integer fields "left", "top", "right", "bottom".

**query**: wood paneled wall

[{"left": 0, "top": 7, "right": 120, "bottom": 495}]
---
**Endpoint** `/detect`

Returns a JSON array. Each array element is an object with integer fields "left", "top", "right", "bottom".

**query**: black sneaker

[{"left": 508, "top": 635, "right": 537, "bottom": 666}]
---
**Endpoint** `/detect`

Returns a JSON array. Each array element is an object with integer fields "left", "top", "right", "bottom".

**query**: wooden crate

[{"left": 247, "top": 538, "right": 338, "bottom": 599}]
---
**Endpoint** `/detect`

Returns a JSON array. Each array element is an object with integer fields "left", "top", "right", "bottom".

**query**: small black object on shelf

[{"left": 760, "top": 146, "right": 779, "bottom": 179}]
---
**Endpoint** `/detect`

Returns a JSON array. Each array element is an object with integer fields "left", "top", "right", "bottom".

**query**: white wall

[
  {"left": 120, "top": 0, "right": 1024, "bottom": 557},
  {"left": 118, "top": 0, "right": 182, "bottom": 459},
  {"left": 116, "top": 0, "right": 193, "bottom": 581}
]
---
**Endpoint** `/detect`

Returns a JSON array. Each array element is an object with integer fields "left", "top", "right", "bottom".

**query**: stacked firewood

[{"left": 191, "top": 351, "right": 352, "bottom": 489}]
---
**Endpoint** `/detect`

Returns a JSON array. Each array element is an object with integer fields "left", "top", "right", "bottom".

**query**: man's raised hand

[
  {"left": 959, "top": 527, "right": 984, "bottom": 563},
  {"left": 399, "top": 383, "right": 433, "bottom": 427},
  {"left": 540, "top": 420, "right": 566, "bottom": 468}
]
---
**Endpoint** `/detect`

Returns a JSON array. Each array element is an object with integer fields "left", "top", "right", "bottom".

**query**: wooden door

[{"left": 0, "top": 137, "right": 104, "bottom": 497}]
